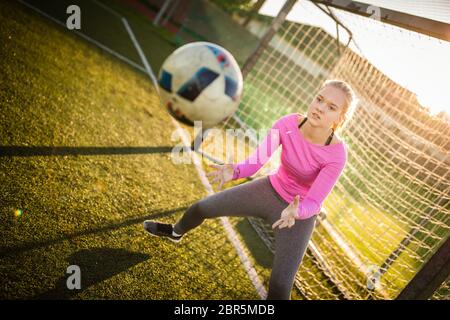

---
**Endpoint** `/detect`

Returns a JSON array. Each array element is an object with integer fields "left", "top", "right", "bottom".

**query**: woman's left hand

[{"left": 272, "top": 195, "right": 300, "bottom": 230}]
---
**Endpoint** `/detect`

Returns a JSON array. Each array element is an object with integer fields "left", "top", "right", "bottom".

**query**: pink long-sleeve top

[{"left": 232, "top": 113, "right": 348, "bottom": 220}]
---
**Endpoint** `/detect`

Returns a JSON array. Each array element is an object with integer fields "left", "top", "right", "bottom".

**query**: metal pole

[
  {"left": 162, "top": 0, "right": 181, "bottom": 27},
  {"left": 311, "top": 0, "right": 450, "bottom": 42},
  {"left": 396, "top": 236, "right": 450, "bottom": 300},
  {"left": 154, "top": 0, "right": 173, "bottom": 26}
]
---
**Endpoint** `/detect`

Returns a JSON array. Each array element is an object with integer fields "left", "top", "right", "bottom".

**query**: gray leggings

[{"left": 173, "top": 176, "right": 317, "bottom": 300}]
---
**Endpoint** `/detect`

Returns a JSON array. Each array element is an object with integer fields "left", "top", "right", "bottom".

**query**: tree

[
  {"left": 209, "top": 0, "right": 256, "bottom": 14},
  {"left": 242, "top": 0, "right": 298, "bottom": 77},
  {"left": 242, "top": 0, "right": 266, "bottom": 27}
]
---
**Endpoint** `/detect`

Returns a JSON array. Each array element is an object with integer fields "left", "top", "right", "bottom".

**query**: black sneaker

[{"left": 143, "top": 220, "right": 183, "bottom": 243}]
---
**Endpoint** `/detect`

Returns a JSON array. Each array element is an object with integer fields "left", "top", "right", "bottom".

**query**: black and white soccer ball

[{"left": 158, "top": 42, "right": 243, "bottom": 128}]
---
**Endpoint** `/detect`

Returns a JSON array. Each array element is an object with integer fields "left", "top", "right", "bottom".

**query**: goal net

[{"left": 198, "top": 0, "right": 449, "bottom": 299}]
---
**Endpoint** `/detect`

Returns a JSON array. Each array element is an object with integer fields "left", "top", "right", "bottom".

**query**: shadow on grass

[
  {"left": 32, "top": 247, "right": 149, "bottom": 299},
  {"left": 235, "top": 218, "right": 273, "bottom": 269},
  {"left": 0, "top": 145, "right": 178, "bottom": 157},
  {"left": 0, "top": 206, "right": 188, "bottom": 258}
]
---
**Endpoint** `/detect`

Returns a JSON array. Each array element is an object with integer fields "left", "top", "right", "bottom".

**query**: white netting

[
  {"left": 430, "top": 276, "right": 450, "bottom": 300},
  {"left": 200, "top": 0, "right": 449, "bottom": 299}
]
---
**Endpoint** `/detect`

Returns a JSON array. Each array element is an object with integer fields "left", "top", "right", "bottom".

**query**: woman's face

[{"left": 307, "top": 85, "right": 346, "bottom": 129}]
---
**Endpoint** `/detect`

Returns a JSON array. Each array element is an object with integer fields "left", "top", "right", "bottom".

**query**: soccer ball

[{"left": 157, "top": 42, "right": 243, "bottom": 129}]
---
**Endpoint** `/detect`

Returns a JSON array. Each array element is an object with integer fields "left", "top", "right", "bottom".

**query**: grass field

[{"left": 0, "top": 0, "right": 286, "bottom": 299}]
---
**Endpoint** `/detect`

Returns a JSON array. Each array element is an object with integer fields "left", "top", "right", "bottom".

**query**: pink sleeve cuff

[{"left": 296, "top": 198, "right": 321, "bottom": 220}]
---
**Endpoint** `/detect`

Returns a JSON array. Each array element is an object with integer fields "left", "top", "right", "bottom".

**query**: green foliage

[{"left": 209, "top": 0, "right": 255, "bottom": 14}]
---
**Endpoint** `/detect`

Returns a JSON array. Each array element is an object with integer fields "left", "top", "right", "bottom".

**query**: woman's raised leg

[{"left": 173, "top": 176, "right": 287, "bottom": 235}]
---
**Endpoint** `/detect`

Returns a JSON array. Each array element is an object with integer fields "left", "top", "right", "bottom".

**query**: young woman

[{"left": 144, "top": 79, "right": 358, "bottom": 300}]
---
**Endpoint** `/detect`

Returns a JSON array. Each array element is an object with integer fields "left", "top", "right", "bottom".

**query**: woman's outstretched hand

[
  {"left": 272, "top": 195, "right": 300, "bottom": 230},
  {"left": 206, "top": 155, "right": 234, "bottom": 191}
]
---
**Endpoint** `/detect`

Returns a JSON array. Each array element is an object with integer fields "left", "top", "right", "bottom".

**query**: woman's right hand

[{"left": 206, "top": 156, "right": 235, "bottom": 191}]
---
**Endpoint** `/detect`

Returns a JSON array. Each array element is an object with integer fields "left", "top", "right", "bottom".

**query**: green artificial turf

[{"left": 0, "top": 0, "right": 268, "bottom": 299}]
